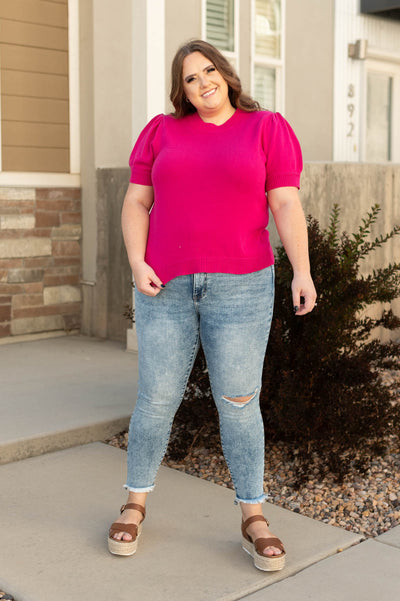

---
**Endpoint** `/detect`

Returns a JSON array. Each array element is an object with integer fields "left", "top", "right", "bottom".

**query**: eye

[
  {"left": 206, "top": 66, "right": 216, "bottom": 74},
  {"left": 185, "top": 76, "right": 195, "bottom": 83}
]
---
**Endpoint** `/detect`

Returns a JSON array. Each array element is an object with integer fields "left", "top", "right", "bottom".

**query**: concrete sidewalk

[
  {"left": 0, "top": 335, "right": 399, "bottom": 601},
  {"left": 0, "top": 335, "right": 137, "bottom": 464}
]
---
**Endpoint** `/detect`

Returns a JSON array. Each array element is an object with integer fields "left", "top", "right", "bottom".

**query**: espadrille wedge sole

[
  {"left": 241, "top": 515, "right": 286, "bottom": 572},
  {"left": 108, "top": 503, "right": 146, "bottom": 557}
]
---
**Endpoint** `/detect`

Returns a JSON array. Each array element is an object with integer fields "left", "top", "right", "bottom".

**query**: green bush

[{"left": 262, "top": 204, "right": 400, "bottom": 481}]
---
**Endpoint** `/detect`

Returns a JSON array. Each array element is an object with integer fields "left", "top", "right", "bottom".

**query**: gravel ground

[{"left": 106, "top": 366, "right": 400, "bottom": 540}]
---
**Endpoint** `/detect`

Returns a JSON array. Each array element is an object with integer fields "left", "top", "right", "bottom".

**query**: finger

[
  {"left": 137, "top": 281, "right": 161, "bottom": 296},
  {"left": 295, "top": 294, "right": 317, "bottom": 316},
  {"left": 150, "top": 273, "right": 164, "bottom": 289},
  {"left": 292, "top": 289, "right": 301, "bottom": 314}
]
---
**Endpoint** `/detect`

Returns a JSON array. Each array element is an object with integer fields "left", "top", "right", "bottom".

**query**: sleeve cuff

[
  {"left": 129, "top": 168, "right": 152, "bottom": 186},
  {"left": 266, "top": 172, "right": 301, "bottom": 191}
]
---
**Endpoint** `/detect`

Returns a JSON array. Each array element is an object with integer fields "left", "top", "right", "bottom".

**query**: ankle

[{"left": 240, "top": 502, "right": 264, "bottom": 521}]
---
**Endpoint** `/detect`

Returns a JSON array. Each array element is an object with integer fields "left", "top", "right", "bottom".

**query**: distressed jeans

[{"left": 125, "top": 266, "right": 275, "bottom": 504}]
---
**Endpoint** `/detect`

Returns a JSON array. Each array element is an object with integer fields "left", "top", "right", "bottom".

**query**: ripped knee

[{"left": 221, "top": 390, "right": 258, "bottom": 407}]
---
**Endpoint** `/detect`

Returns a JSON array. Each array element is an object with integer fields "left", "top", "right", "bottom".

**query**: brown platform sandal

[
  {"left": 241, "top": 515, "right": 286, "bottom": 571},
  {"left": 108, "top": 503, "right": 146, "bottom": 556}
]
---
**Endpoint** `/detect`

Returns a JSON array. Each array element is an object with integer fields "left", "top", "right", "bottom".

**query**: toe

[
  {"left": 263, "top": 546, "right": 282, "bottom": 556},
  {"left": 112, "top": 531, "right": 132, "bottom": 541}
]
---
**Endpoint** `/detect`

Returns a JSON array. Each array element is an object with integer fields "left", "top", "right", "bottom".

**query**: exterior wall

[
  {"left": 269, "top": 162, "right": 400, "bottom": 340},
  {"left": 79, "top": 0, "right": 134, "bottom": 340},
  {"left": 165, "top": 0, "right": 202, "bottom": 111},
  {"left": 0, "top": 186, "right": 81, "bottom": 339},
  {"left": 238, "top": 0, "right": 252, "bottom": 96},
  {"left": 285, "top": 0, "right": 335, "bottom": 161},
  {"left": 93, "top": 169, "right": 133, "bottom": 341},
  {"left": 333, "top": 0, "right": 400, "bottom": 162},
  {"left": 0, "top": 0, "right": 70, "bottom": 173},
  {"left": 269, "top": 163, "right": 400, "bottom": 271}
]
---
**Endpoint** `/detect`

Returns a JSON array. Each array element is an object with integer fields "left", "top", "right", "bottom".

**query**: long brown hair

[{"left": 170, "top": 39, "right": 260, "bottom": 118}]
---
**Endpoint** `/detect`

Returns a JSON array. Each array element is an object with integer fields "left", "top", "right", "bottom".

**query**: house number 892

[{"left": 347, "top": 84, "right": 355, "bottom": 137}]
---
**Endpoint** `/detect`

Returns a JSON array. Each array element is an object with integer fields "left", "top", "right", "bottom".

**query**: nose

[{"left": 198, "top": 73, "right": 209, "bottom": 88}]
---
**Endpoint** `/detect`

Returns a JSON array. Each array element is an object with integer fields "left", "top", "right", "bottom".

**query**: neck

[{"left": 197, "top": 104, "right": 236, "bottom": 125}]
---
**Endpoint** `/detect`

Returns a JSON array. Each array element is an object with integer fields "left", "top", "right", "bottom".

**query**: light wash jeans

[{"left": 125, "top": 267, "right": 275, "bottom": 504}]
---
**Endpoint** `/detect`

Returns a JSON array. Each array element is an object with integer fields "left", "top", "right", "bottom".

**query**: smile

[{"left": 202, "top": 88, "right": 217, "bottom": 98}]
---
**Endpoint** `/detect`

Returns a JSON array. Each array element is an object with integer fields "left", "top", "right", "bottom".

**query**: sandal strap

[
  {"left": 108, "top": 522, "right": 139, "bottom": 540},
  {"left": 241, "top": 515, "right": 269, "bottom": 537},
  {"left": 254, "top": 537, "right": 285, "bottom": 556},
  {"left": 120, "top": 503, "right": 146, "bottom": 519}
]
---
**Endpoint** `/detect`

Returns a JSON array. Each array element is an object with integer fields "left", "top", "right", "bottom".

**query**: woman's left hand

[{"left": 291, "top": 272, "right": 317, "bottom": 316}]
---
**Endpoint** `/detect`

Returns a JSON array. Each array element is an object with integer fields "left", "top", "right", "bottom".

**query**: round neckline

[{"left": 194, "top": 108, "right": 240, "bottom": 129}]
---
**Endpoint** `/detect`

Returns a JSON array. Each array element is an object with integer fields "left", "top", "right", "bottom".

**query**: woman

[{"left": 108, "top": 39, "right": 316, "bottom": 572}]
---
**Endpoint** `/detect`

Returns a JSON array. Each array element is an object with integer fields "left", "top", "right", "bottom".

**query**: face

[{"left": 182, "top": 51, "right": 232, "bottom": 119}]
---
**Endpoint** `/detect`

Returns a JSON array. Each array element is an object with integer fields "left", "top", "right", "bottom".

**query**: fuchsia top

[{"left": 129, "top": 108, "right": 302, "bottom": 285}]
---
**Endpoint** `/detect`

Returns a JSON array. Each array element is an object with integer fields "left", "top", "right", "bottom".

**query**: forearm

[
  {"left": 269, "top": 186, "right": 316, "bottom": 314},
  {"left": 121, "top": 199, "right": 150, "bottom": 270},
  {"left": 271, "top": 196, "right": 310, "bottom": 276},
  {"left": 120, "top": 183, "right": 162, "bottom": 295}
]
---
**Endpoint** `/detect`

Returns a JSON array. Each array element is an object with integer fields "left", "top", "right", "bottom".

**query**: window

[
  {"left": 203, "top": 0, "right": 238, "bottom": 67},
  {"left": 362, "top": 61, "right": 400, "bottom": 163},
  {"left": 203, "top": 0, "right": 285, "bottom": 111},
  {"left": 252, "top": 0, "right": 284, "bottom": 111},
  {"left": 366, "top": 71, "right": 393, "bottom": 161}
]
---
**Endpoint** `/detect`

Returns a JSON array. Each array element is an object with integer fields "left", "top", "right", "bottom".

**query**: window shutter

[
  {"left": 254, "top": 65, "right": 276, "bottom": 110},
  {"left": 255, "top": 0, "right": 281, "bottom": 59},
  {"left": 206, "top": 0, "right": 235, "bottom": 52}
]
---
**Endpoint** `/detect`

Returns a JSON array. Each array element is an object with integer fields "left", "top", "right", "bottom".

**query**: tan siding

[
  {"left": 2, "top": 147, "right": 70, "bottom": 172},
  {"left": 0, "top": 1, "right": 70, "bottom": 173},
  {"left": 2, "top": 96, "right": 69, "bottom": 124},
  {"left": 1, "top": 70, "right": 69, "bottom": 100},
  {"left": 2, "top": 122, "right": 69, "bottom": 148},
  {"left": 0, "top": 19, "right": 68, "bottom": 51},
  {"left": 0, "top": 44, "right": 68, "bottom": 74},
  {"left": 0, "top": 0, "right": 67, "bottom": 28}
]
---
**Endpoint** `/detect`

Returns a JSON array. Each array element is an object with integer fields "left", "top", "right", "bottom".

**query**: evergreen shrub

[{"left": 262, "top": 204, "right": 400, "bottom": 480}]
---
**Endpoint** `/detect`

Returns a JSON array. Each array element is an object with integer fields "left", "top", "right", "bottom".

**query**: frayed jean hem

[
  {"left": 234, "top": 493, "right": 267, "bottom": 505},
  {"left": 123, "top": 484, "right": 155, "bottom": 493}
]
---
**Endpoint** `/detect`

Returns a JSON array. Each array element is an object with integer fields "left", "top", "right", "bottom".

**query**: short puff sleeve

[
  {"left": 264, "top": 112, "right": 303, "bottom": 192},
  {"left": 129, "top": 114, "right": 164, "bottom": 185}
]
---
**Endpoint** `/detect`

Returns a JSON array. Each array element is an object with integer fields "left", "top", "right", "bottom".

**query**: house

[{"left": 0, "top": 0, "right": 399, "bottom": 345}]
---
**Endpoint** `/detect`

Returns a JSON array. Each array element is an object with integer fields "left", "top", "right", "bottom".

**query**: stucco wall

[
  {"left": 79, "top": 0, "right": 133, "bottom": 337},
  {"left": 285, "top": 0, "right": 335, "bottom": 161},
  {"left": 270, "top": 162, "right": 400, "bottom": 341},
  {"left": 165, "top": 0, "right": 202, "bottom": 111}
]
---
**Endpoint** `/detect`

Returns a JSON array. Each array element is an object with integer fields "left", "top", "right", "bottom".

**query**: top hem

[{"left": 149, "top": 254, "right": 275, "bottom": 285}]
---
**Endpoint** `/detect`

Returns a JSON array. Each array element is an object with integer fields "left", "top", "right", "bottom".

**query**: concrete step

[
  {"left": 0, "top": 335, "right": 137, "bottom": 464},
  {"left": 0, "top": 443, "right": 363, "bottom": 601}
]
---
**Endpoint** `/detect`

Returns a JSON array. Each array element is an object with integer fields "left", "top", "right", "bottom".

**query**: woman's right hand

[{"left": 132, "top": 260, "right": 164, "bottom": 296}]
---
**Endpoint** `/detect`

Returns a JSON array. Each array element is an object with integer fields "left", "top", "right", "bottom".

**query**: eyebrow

[{"left": 184, "top": 64, "right": 214, "bottom": 82}]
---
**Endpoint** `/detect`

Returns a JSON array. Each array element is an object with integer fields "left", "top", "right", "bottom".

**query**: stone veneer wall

[{"left": 0, "top": 187, "right": 82, "bottom": 339}]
